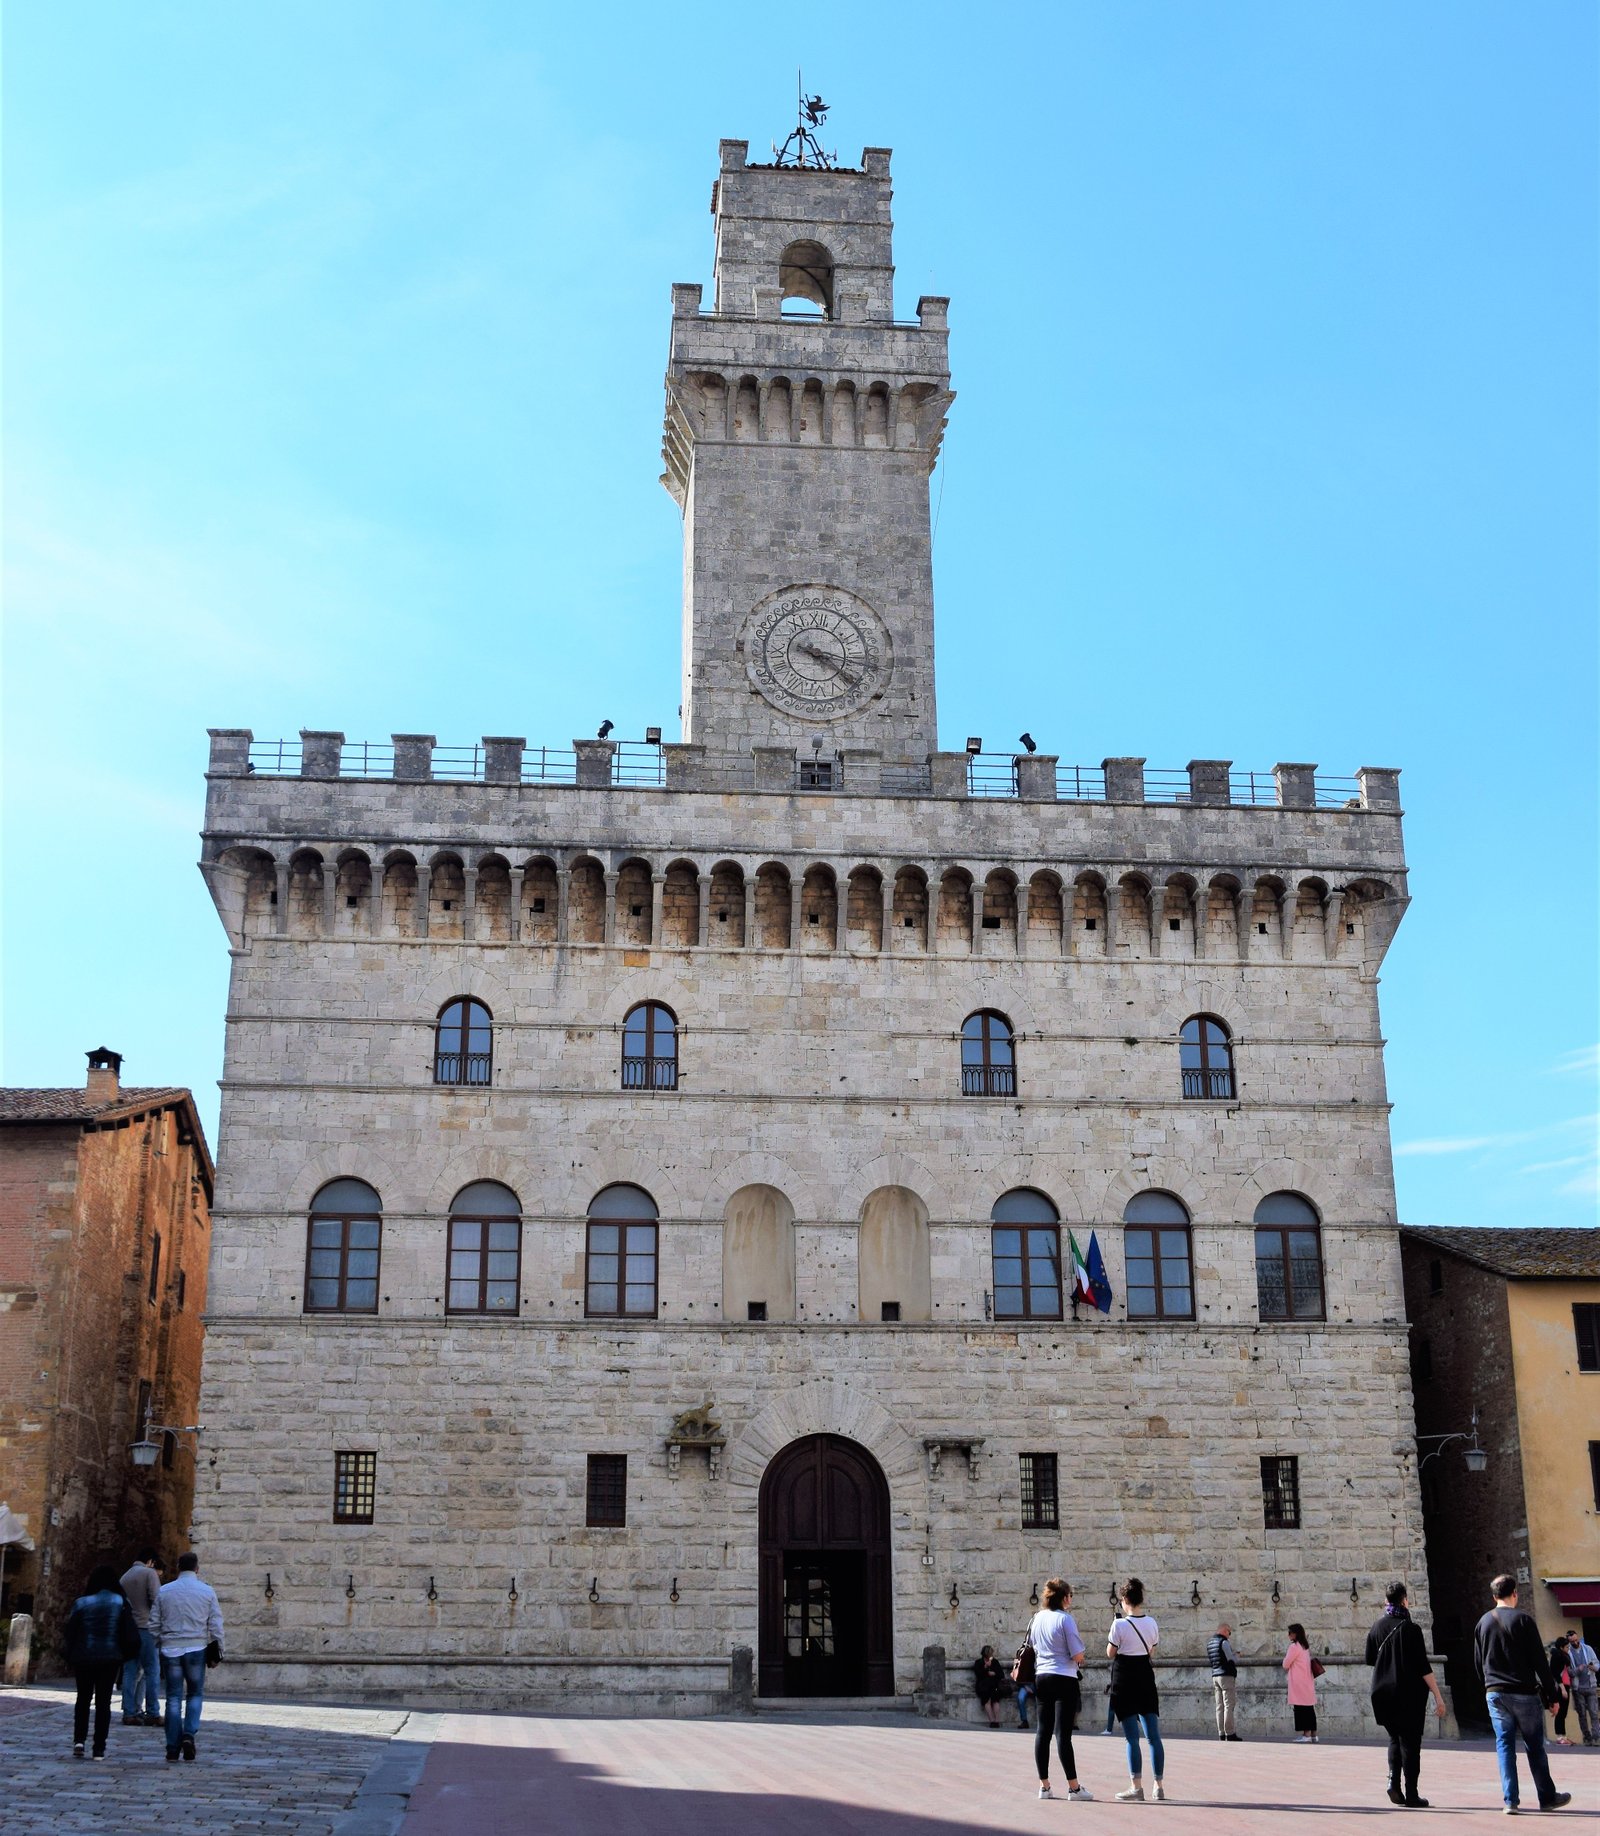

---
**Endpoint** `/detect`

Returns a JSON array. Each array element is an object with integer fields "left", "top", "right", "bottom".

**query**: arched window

[
  {"left": 621, "top": 1002, "right": 677, "bottom": 1090},
  {"left": 1179, "top": 1015, "right": 1235, "bottom": 1100},
  {"left": 778, "top": 239, "right": 834, "bottom": 317},
  {"left": 1253, "top": 1192, "right": 1325, "bottom": 1321},
  {"left": 305, "top": 1179, "right": 382, "bottom": 1314},
  {"left": 435, "top": 998, "right": 492, "bottom": 1087},
  {"left": 1123, "top": 1192, "right": 1194, "bottom": 1320},
  {"left": 447, "top": 1181, "right": 521, "bottom": 1315},
  {"left": 990, "top": 1189, "right": 1061, "bottom": 1320},
  {"left": 961, "top": 1010, "right": 1016, "bottom": 1097},
  {"left": 586, "top": 1185, "right": 659, "bottom": 1317}
]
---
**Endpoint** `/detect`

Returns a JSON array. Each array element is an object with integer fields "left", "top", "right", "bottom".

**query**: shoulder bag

[{"left": 1011, "top": 1637, "right": 1036, "bottom": 1687}]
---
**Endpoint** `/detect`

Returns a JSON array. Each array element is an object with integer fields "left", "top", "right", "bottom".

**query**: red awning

[{"left": 1544, "top": 1579, "right": 1600, "bottom": 1612}]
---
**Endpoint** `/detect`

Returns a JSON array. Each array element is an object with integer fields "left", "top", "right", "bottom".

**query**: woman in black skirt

[
  {"left": 973, "top": 1645, "right": 1007, "bottom": 1727},
  {"left": 1106, "top": 1578, "right": 1166, "bottom": 1801}
]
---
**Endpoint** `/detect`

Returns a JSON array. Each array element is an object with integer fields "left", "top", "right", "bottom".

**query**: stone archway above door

[{"left": 725, "top": 1378, "right": 923, "bottom": 1497}]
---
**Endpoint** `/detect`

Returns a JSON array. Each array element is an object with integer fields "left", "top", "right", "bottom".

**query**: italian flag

[{"left": 1068, "top": 1232, "right": 1095, "bottom": 1308}]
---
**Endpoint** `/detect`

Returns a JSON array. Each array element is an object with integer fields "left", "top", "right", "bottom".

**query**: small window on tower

[
  {"left": 747, "top": 1301, "right": 767, "bottom": 1322},
  {"left": 880, "top": 1301, "right": 901, "bottom": 1323},
  {"left": 334, "top": 1451, "right": 377, "bottom": 1524}
]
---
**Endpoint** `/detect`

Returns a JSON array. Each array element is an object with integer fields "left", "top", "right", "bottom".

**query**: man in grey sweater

[{"left": 117, "top": 1550, "right": 162, "bottom": 1726}]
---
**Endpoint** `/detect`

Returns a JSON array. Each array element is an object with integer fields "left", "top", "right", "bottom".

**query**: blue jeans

[
  {"left": 121, "top": 1627, "right": 161, "bottom": 1716},
  {"left": 162, "top": 1650, "right": 207, "bottom": 1754},
  {"left": 1487, "top": 1692, "right": 1559, "bottom": 1809},
  {"left": 1121, "top": 1710, "right": 1165, "bottom": 1780},
  {"left": 1016, "top": 1684, "right": 1033, "bottom": 1726}
]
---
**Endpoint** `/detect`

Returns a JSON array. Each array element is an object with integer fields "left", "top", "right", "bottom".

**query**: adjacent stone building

[
  {"left": 195, "top": 135, "right": 1427, "bottom": 1729},
  {"left": 1399, "top": 1225, "right": 1600, "bottom": 1728},
  {"left": 0, "top": 1050, "right": 213, "bottom": 1649}
]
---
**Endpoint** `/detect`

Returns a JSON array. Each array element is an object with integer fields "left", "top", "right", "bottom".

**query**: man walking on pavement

[
  {"left": 1564, "top": 1629, "right": 1599, "bottom": 1744},
  {"left": 1473, "top": 1574, "right": 1571, "bottom": 1815},
  {"left": 118, "top": 1549, "right": 163, "bottom": 1726},
  {"left": 1207, "top": 1621, "right": 1241, "bottom": 1740},
  {"left": 1365, "top": 1582, "right": 1447, "bottom": 1807},
  {"left": 150, "top": 1551, "right": 223, "bottom": 1764}
]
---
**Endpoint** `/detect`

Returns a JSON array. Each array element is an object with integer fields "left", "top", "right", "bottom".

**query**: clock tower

[{"left": 661, "top": 138, "right": 952, "bottom": 772}]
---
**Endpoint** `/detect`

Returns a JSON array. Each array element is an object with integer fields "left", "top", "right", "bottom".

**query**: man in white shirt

[{"left": 149, "top": 1551, "right": 224, "bottom": 1764}]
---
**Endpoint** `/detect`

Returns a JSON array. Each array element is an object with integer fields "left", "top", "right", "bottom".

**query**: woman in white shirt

[
  {"left": 1025, "top": 1577, "right": 1095, "bottom": 1801},
  {"left": 1106, "top": 1577, "right": 1166, "bottom": 1802}
]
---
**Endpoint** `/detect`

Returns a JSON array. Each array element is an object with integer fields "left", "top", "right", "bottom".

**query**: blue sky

[{"left": 4, "top": 2, "right": 1595, "bottom": 1225}]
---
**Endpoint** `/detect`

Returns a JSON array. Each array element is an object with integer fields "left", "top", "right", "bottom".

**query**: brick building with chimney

[{"left": 0, "top": 1049, "right": 213, "bottom": 1654}]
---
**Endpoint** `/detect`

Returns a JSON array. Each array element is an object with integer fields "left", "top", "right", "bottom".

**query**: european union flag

[{"left": 1086, "top": 1230, "right": 1113, "bottom": 1313}]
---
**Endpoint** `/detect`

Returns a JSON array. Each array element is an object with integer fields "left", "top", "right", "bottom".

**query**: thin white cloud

[
  {"left": 1394, "top": 1136, "right": 1503, "bottom": 1157},
  {"left": 1550, "top": 1044, "right": 1600, "bottom": 1077}
]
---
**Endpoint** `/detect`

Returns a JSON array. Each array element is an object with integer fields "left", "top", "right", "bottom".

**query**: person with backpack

[
  {"left": 1106, "top": 1578, "right": 1165, "bottom": 1801},
  {"left": 1282, "top": 1623, "right": 1320, "bottom": 1741},
  {"left": 61, "top": 1563, "right": 140, "bottom": 1759},
  {"left": 1364, "top": 1582, "right": 1447, "bottom": 1807},
  {"left": 1207, "top": 1620, "right": 1241, "bottom": 1740},
  {"left": 1018, "top": 1576, "right": 1095, "bottom": 1801}
]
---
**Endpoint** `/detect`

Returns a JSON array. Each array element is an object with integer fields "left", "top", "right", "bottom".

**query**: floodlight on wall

[
  {"left": 645, "top": 727, "right": 662, "bottom": 745},
  {"left": 965, "top": 737, "right": 983, "bottom": 755},
  {"left": 1418, "top": 1404, "right": 1489, "bottom": 1476}
]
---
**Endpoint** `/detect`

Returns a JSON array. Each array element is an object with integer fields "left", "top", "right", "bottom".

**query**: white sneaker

[
  {"left": 1067, "top": 1785, "right": 1096, "bottom": 1801},
  {"left": 1116, "top": 1782, "right": 1145, "bottom": 1801},
  {"left": 1152, "top": 1782, "right": 1166, "bottom": 1801},
  {"left": 1038, "top": 1783, "right": 1053, "bottom": 1798}
]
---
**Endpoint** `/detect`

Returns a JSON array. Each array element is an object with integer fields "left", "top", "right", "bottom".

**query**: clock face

[{"left": 742, "top": 585, "right": 890, "bottom": 720}]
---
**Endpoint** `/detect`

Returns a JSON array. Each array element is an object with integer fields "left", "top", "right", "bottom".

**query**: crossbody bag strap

[{"left": 1121, "top": 1618, "right": 1151, "bottom": 1656}]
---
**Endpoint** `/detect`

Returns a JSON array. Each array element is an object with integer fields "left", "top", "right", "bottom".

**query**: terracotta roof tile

[
  {"left": 1400, "top": 1225, "right": 1600, "bottom": 1280},
  {"left": 0, "top": 1087, "right": 194, "bottom": 1125}
]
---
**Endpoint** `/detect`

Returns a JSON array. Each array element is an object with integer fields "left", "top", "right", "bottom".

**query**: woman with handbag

[
  {"left": 1283, "top": 1623, "right": 1321, "bottom": 1741},
  {"left": 62, "top": 1563, "right": 141, "bottom": 1759},
  {"left": 1020, "top": 1577, "right": 1095, "bottom": 1801},
  {"left": 1106, "top": 1577, "right": 1166, "bottom": 1800}
]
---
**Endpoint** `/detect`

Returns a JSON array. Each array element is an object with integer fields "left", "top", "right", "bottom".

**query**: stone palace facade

[{"left": 195, "top": 136, "right": 1427, "bottom": 1729}]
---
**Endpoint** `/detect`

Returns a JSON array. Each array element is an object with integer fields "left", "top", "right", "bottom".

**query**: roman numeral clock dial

[{"left": 742, "top": 585, "right": 891, "bottom": 721}]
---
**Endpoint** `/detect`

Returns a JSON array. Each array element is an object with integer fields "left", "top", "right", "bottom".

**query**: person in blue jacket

[{"left": 62, "top": 1564, "right": 139, "bottom": 1758}]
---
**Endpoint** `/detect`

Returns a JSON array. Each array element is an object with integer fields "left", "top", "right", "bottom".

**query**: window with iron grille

[
  {"left": 1178, "top": 1014, "right": 1236, "bottom": 1100},
  {"left": 621, "top": 1002, "right": 677, "bottom": 1091},
  {"left": 304, "top": 1179, "right": 383, "bottom": 1313},
  {"left": 1253, "top": 1193, "right": 1325, "bottom": 1321},
  {"left": 434, "top": 996, "right": 493, "bottom": 1086},
  {"left": 586, "top": 1453, "right": 627, "bottom": 1527},
  {"left": 961, "top": 1010, "right": 1016, "bottom": 1096},
  {"left": 1575, "top": 1304, "right": 1600, "bottom": 1373},
  {"left": 1261, "top": 1454, "right": 1301, "bottom": 1529},
  {"left": 334, "top": 1451, "right": 377, "bottom": 1524},
  {"left": 1020, "top": 1452, "right": 1059, "bottom": 1530}
]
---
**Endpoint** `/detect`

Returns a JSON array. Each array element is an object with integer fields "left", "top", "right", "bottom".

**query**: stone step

[{"left": 753, "top": 1695, "right": 919, "bottom": 1717}]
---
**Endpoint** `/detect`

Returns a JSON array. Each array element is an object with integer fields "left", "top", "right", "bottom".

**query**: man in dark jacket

[
  {"left": 1473, "top": 1574, "right": 1571, "bottom": 1814},
  {"left": 1364, "top": 1582, "right": 1446, "bottom": 1806}
]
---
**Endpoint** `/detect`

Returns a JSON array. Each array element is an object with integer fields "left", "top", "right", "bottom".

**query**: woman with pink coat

[{"left": 1283, "top": 1623, "right": 1319, "bottom": 1741}]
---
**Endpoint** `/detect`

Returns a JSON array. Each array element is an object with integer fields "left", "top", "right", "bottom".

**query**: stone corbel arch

[
  {"left": 724, "top": 1378, "right": 925, "bottom": 1498},
  {"left": 571, "top": 1153, "right": 686, "bottom": 1224},
  {"left": 283, "top": 1142, "right": 408, "bottom": 1215},
  {"left": 699, "top": 1153, "right": 820, "bottom": 1223},
  {"left": 976, "top": 1156, "right": 1086, "bottom": 1225},
  {"left": 419, "top": 962, "right": 512, "bottom": 1017},
  {"left": 600, "top": 973, "right": 698, "bottom": 1031},
  {"left": 842, "top": 1149, "right": 943, "bottom": 1219},
  {"left": 1094, "top": 1161, "right": 1207, "bottom": 1224},
  {"left": 421, "top": 1147, "right": 539, "bottom": 1215},
  {"left": 1229, "top": 1159, "right": 1327, "bottom": 1221}
]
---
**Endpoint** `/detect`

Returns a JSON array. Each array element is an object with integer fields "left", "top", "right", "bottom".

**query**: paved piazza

[{"left": 3, "top": 1686, "right": 1594, "bottom": 1832}]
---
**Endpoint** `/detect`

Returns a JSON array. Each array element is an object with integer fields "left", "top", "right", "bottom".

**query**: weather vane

[{"left": 773, "top": 74, "right": 836, "bottom": 169}]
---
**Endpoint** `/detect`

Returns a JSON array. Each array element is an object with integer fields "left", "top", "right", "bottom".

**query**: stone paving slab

[
  {"left": 0, "top": 1686, "right": 412, "bottom": 1836},
  {"left": 402, "top": 1712, "right": 1600, "bottom": 1833}
]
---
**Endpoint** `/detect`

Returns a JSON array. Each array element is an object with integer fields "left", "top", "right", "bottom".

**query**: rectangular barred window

[
  {"left": 1261, "top": 1454, "right": 1301, "bottom": 1530},
  {"left": 333, "top": 1451, "right": 377, "bottom": 1524},
  {"left": 1020, "top": 1452, "right": 1060, "bottom": 1531},
  {"left": 586, "top": 1454, "right": 627, "bottom": 1528}
]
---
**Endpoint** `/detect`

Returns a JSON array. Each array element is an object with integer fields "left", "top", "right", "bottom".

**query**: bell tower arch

[{"left": 662, "top": 139, "right": 952, "bottom": 769}]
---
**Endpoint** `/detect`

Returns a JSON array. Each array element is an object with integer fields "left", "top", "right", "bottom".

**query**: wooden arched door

[{"left": 758, "top": 1433, "right": 894, "bottom": 1697}]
